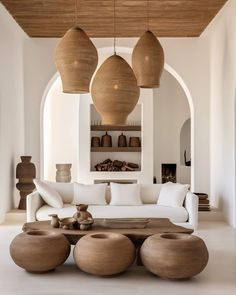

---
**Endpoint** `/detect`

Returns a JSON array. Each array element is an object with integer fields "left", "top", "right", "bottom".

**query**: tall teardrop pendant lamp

[
  {"left": 91, "top": 0, "right": 140, "bottom": 125},
  {"left": 54, "top": 0, "right": 98, "bottom": 93},
  {"left": 132, "top": 0, "right": 164, "bottom": 88}
]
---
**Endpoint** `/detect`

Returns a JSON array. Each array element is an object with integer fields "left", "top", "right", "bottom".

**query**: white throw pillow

[
  {"left": 110, "top": 183, "right": 142, "bottom": 206},
  {"left": 34, "top": 180, "right": 63, "bottom": 208},
  {"left": 72, "top": 183, "right": 107, "bottom": 205},
  {"left": 157, "top": 182, "right": 189, "bottom": 208}
]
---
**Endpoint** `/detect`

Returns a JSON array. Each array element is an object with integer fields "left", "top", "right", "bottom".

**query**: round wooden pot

[
  {"left": 141, "top": 233, "right": 208, "bottom": 280},
  {"left": 129, "top": 137, "right": 141, "bottom": 147},
  {"left": 91, "top": 137, "right": 101, "bottom": 147},
  {"left": 10, "top": 230, "right": 71, "bottom": 273},
  {"left": 73, "top": 232, "right": 136, "bottom": 276},
  {"left": 132, "top": 30, "right": 164, "bottom": 88},
  {"left": 118, "top": 133, "right": 127, "bottom": 147},
  {"left": 91, "top": 55, "right": 140, "bottom": 125},
  {"left": 56, "top": 163, "right": 72, "bottom": 183},
  {"left": 16, "top": 156, "right": 36, "bottom": 210},
  {"left": 54, "top": 26, "right": 98, "bottom": 94},
  {"left": 101, "top": 132, "right": 112, "bottom": 147}
]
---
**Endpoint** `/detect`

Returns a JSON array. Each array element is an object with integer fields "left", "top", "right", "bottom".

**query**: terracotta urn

[
  {"left": 73, "top": 232, "right": 136, "bottom": 276},
  {"left": 10, "top": 230, "right": 71, "bottom": 273},
  {"left": 56, "top": 163, "right": 72, "bottom": 183},
  {"left": 16, "top": 156, "right": 36, "bottom": 210},
  {"left": 91, "top": 55, "right": 140, "bottom": 125},
  {"left": 141, "top": 233, "right": 209, "bottom": 279}
]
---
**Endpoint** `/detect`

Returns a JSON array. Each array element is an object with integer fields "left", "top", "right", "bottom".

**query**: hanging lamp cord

[
  {"left": 75, "top": 0, "right": 78, "bottom": 26},
  {"left": 147, "top": 0, "right": 149, "bottom": 31},
  {"left": 113, "top": 0, "right": 116, "bottom": 55}
]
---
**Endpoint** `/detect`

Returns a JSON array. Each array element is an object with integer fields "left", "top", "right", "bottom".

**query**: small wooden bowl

[{"left": 59, "top": 217, "right": 77, "bottom": 230}]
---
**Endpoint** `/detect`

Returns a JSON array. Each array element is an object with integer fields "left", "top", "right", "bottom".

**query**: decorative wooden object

[
  {"left": 91, "top": 125, "right": 141, "bottom": 131},
  {"left": 54, "top": 26, "right": 98, "bottom": 93},
  {"left": 141, "top": 233, "right": 209, "bottom": 279},
  {"left": 73, "top": 232, "right": 136, "bottom": 276},
  {"left": 91, "top": 136, "right": 101, "bottom": 147},
  {"left": 59, "top": 217, "right": 77, "bottom": 230},
  {"left": 129, "top": 137, "right": 141, "bottom": 147},
  {"left": 101, "top": 132, "right": 112, "bottom": 147},
  {"left": 132, "top": 31, "right": 164, "bottom": 88},
  {"left": 91, "top": 55, "right": 140, "bottom": 125},
  {"left": 73, "top": 204, "right": 94, "bottom": 230},
  {"left": 23, "top": 218, "right": 193, "bottom": 246},
  {"left": 49, "top": 214, "right": 60, "bottom": 228},
  {"left": 16, "top": 156, "right": 36, "bottom": 210},
  {"left": 2, "top": 1, "right": 227, "bottom": 38},
  {"left": 95, "top": 159, "right": 139, "bottom": 171},
  {"left": 118, "top": 133, "right": 127, "bottom": 147},
  {"left": 10, "top": 230, "right": 70, "bottom": 273},
  {"left": 56, "top": 164, "right": 72, "bottom": 183}
]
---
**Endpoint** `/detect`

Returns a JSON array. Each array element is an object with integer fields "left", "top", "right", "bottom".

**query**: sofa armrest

[
  {"left": 26, "top": 191, "right": 45, "bottom": 222},
  {"left": 184, "top": 192, "right": 199, "bottom": 230}
]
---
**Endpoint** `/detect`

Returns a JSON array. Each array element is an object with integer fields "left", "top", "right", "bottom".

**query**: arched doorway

[
  {"left": 40, "top": 75, "right": 79, "bottom": 181},
  {"left": 40, "top": 46, "right": 194, "bottom": 189}
]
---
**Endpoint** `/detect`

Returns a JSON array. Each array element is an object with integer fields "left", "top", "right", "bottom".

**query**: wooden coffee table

[{"left": 23, "top": 218, "right": 193, "bottom": 246}]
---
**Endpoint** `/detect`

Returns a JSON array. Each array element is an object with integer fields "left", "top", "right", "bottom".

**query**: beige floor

[{"left": 0, "top": 221, "right": 235, "bottom": 295}]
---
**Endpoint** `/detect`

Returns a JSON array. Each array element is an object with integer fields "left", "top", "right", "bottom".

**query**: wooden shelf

[
  {"left": 91, "top": 125, "right": 141, "bottom": 131},
  {"left": 91, "top": 147, "right": 141, "bottom": 153}
]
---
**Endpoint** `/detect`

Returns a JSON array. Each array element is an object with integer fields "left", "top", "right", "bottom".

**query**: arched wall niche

[
  {"left": 180, "top": 118, "right": 191, "bottom": 166},
  {"left": 40, "top": 46, "right": 195, "bottom": 190}
]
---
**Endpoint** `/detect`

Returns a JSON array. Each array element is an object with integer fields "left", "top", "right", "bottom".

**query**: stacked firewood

[{"left": 95, "top": 159, "right": 139, "bottom": 172}]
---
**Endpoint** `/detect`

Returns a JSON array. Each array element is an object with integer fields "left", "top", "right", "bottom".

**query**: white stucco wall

[
  {"left": 203, "top": 0, "right": 236, "bottom": 227},
  {"left": 0, "top": 4, "right": 26, "bottom": 222},
  {"left": 154, "top": 70, "right": 191, "bottom": 185},
  {"left": 23, "top": 36, "right": 210, "bottom": 196}
]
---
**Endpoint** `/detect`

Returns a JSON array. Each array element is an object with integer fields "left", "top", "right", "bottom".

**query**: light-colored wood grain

[
  {"left": 73, "top": 232, "right": 136, "bottom": 276},
  {"left": 10, "top": 230, "right": 71, "bottom": 273},
  {"left": 141, "top": 233, "right": 209, "bottom": 279},
  {"left": 22, "top": 218, "right": 193, "bottom": 245},
  {"left": 1, "top": 0, "right": 227, "bottom": 38}
]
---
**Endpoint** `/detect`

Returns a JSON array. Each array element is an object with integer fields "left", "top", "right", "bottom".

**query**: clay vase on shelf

[
  {"left": 16, "top": 156, "right": 36, "bottom": 210},
  {"left": 91, "top": 137, "right": 101, "bottom": 147},
  {"left": 129, "top": 137, "right": 141, "bottom": 147},
  {"left": 101, "top": 132, "right": 112, "bottom": 147},
  {"left": 10, "top": 230, "right": 71, "bottom": 273},
  {"left": 141, "top": 233, "right": 209, "bottom": 280},
  {"left": 118, "top": 133, "right": 127, "bottom": 147},
  {"left": 56, "top": 164, "right": 72, "bottom": 183},
  {"left": 73, "top": 232, "right": 136, "bottom": 276}
]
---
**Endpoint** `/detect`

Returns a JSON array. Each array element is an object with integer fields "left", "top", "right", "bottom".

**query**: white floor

[{"left": 0, "top": 221, "right": 235, "bottom": 295}]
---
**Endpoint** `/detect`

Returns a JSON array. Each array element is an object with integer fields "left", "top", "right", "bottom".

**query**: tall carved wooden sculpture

[{"left": 16, "top": 156, "right": 36, "bottom": 210}]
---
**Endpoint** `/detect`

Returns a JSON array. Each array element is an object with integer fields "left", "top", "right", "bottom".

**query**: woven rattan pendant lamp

[
  {"left": 54, "top": 0, "right": 98, "bottom": 93},
  {"left": 132, "top": 0, "right": 164, "bottom": 88},
  {"left": 91, "top": 0, "right": 140, "bottom": 125}
]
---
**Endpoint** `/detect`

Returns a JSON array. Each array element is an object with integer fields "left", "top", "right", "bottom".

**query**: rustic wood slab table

[{"left": 23, "top": 218, "right": 193, "bottom": 246}]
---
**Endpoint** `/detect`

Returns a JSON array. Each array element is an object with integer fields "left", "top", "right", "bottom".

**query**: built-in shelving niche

[{"left": 90, "top": 104, "right": 142, "bottom": 172}]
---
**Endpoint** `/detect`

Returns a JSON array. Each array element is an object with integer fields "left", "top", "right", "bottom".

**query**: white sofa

[{"left": 27, "top": 182, "right": 198, "bottom": 229}]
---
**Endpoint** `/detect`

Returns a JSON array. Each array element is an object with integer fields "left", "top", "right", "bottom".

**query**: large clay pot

[
  {"left": 132, "top": 31, "right": 164, "bottom": 88},
  {"left": 74, "top": 232, "right": 136, "bottom": 276},
  {"left": 16, "top": 156, "right": 36, "bottom": 210},
  {"left": 91, "top": 55, "right": 140, "bottom": 125},
  {"left": 141, "top": 233, "right": 209, "bottom": 279},
  {"left": 56, "top": 163, "right": 72, "bottom": 183},
  {"left": 10, "top": 230, "right": 71, "bottom": 273},
  {"left": 54, "top": 26, "right": 98, "bottom": 94}
]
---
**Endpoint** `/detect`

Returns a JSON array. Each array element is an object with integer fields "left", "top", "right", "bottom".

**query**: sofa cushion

[
  {"left": 43, "top": 181, "right": 74, "bottom": 203},
  {"left": 157, "top": 182, "right": 189, "bottom": 208},
  {"left": 140, "top": 184, "right": 162, "bottom": 204},
  {"left": 72, "top": 183, "right": 107, "bottom": 205},
  {"left": 36, "top": 204, "right": 188, "bottom": 223},
  {"left": 34, "top": 180, "right": 63, "bottom": 208},
  {"left": 110, "top": 183, "right": 142, "bottom": 205}
]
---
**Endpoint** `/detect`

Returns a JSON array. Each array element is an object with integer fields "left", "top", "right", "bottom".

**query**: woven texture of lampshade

[
  {"left": 91, "top": 55, "right": 140, "bottom": 125},
  {"left": 132, "top": 30, "right": 164, "bottom": 88},
  {"left": 54, "top": 26, "right": 98, "bottom": 94}
]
